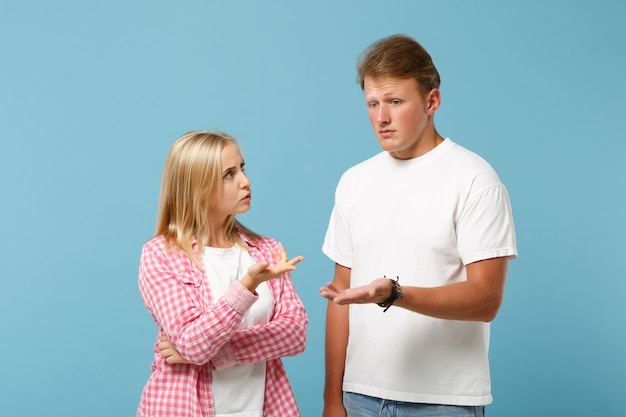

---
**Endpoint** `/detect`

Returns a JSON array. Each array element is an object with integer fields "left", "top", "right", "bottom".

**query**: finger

[
  {"left": 319, "top": 288, "right": 335, "bottom": 300},
  {"left": 319, "top": 286, "right": 332, "bottom": 295},
  {"left": 288, "top": 255, "right": 304, "bottom": 266},
  {"left": 277, "top": 242, "right": 288, "bottom": 262},
  {"left": 266, "top": 265, "right": 296, "bottom": 278}
]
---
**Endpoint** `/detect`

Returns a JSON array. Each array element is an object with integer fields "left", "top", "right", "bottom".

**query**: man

[{"left": 320, "top": 34, "right": 517, "bottom": 417}]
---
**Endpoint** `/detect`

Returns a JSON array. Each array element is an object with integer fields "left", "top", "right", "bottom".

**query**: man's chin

[{"left": 377, "top": 138, "right": 398, "bottom": 151}]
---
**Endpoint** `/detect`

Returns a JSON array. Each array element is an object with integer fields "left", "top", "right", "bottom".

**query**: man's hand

[
  {"left": 320, "top": 277, "right": 392, "bottom": 305},
  {"left": 158, "top": 335, "right": 190, "bottom": 365}
]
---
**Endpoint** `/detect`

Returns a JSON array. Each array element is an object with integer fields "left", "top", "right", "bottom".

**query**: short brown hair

[{"left": 357, "top": 34, "right": 441, "bottom": 95}]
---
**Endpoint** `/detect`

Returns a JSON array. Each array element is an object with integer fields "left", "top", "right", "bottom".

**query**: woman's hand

[
  {"left": 240, "top": 242, "right": 304, "bottom": 293},
  {"left": 158, "top": 335, "right": 190, "bottom": 364}
]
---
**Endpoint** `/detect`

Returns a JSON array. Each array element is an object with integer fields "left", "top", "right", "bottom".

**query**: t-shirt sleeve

[
  {"left": 456, "top": 183, "right": 518, "bottom": 265},
  {"left": 322, "top": 178, "right": 353, "bottom": 268}
]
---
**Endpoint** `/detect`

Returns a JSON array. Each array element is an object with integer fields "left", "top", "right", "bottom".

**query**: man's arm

[
  {"left": 398, "top": 257, "right": 509, "bottom": 321},
  {"left": 320, "top": 257, "right": 509, "bottom": 322},
  {"left": 322, "top": 263, "right": 350, "bottom": 417}
]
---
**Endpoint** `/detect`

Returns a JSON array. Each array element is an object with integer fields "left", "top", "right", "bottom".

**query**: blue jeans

[{"left": 344, "top": 392, "right": 485, "bottom": 417}]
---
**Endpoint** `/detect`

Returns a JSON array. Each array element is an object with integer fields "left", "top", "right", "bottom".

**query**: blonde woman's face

[{"left": 212, "top": 143, "right": 251, "bottom": 217}]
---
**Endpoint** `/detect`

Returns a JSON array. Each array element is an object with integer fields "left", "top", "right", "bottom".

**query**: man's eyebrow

[{"left": 365, "top": 91, "right": 398, "bottom": 99}]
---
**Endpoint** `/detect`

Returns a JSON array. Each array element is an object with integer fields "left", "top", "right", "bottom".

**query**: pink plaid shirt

[{"left": 136, "top": 231, "right": 308, "bottom": 417}]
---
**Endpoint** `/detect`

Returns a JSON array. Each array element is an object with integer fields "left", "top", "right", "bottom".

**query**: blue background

[{"left": 1, "top": 1, "right": 625, "bottom": 416}]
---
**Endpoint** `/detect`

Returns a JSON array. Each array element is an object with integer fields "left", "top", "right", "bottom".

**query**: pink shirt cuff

[
  {"left": 212, "top": 281, "right": 257, "bottom": 370},
  {"left": 223, "top": 280, "right": 258, "bottom": 314}
]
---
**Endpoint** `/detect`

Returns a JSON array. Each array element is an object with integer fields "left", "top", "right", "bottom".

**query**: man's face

[{"left": 363, "top": 76, "right": 439, "bottom": 160}]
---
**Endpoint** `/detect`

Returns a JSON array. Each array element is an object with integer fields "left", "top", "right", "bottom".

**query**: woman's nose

[{"left": 241, "top": 173, "right": 251, "bottom": 188}]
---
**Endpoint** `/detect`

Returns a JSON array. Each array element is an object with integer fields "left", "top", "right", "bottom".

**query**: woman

[{"left": 136, "top": 131, "right": 308, "bottom": 417}]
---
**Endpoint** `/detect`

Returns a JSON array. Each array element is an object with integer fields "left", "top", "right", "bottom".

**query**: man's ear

[{"left": 426, "top": 88, "right": 441, "bottom": 114}]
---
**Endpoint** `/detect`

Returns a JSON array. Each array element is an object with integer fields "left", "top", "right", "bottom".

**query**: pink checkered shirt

[{"left": 136, "top": 231, "right": 308, "bottom": 417}]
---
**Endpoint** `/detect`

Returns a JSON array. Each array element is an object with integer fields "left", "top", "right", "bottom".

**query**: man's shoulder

[{"left": 444, "top": 140, "right": 499, "bottom": 174}]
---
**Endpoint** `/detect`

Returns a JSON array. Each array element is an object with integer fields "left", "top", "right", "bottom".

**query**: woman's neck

[
  {"left": 206, "top": 218, "right": 234, "bottom": 248},
  {"left": 207, "top": 238, "right": 234, "bottom": 248}
]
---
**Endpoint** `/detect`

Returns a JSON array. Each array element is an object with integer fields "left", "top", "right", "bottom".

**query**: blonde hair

[{"left": 155, "top": 130, "right": 260, "bottom": 267}]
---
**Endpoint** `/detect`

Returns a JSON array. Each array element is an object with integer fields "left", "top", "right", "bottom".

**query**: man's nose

[{"left": 377, "top": 105, "right": 390, "bottom": 124}]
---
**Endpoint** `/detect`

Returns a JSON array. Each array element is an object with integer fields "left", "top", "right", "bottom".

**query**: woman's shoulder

[
  {"left": 143, "top": 235, "right": 168, "bottom": 253},
  {"left": 142, "top": 235, "right": 187, "bottom": 261},
  {"left": 236, "top": 225, "right": 273, "bottom": 247},
  {"left": 241, "top": 232, "right": 277, "bottom": 250},
  {"left": 140, "top": 235, "right": 200, "bottom": 276}
]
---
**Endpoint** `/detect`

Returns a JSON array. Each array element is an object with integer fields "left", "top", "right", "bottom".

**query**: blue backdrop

[{"left": 1, "top": 1, "right": 624, "bottom": 416}]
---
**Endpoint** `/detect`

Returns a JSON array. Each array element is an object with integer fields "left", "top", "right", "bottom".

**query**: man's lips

[{"left": 379, "top": 129, "right": 395, "bottom": 138}]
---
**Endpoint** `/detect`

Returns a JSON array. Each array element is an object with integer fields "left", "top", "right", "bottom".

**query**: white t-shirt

[
  {"left": 202, "top": 244, "right": 274, "bottom": 417},
  {"left": 322, "top": 138, "right": 517, "bottom": 406}
]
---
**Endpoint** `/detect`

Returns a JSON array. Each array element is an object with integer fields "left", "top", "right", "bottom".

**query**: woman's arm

[
  {"left": 147, "top": 238, "right": 306, "bottom": 367},
  {"left": 210, "top": 268, "right": 308, "bottom": 370},
  {"left": 139, "top": 239, "right": 256, "bottom": 366},
  {"left": 157, "top": 272, "right": 308, "bottom": 368}
]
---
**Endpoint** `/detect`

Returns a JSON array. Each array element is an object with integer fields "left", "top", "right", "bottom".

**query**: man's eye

[
  {"left": 391, "top": 99, "right": 401, "bottom": 105},
  {"left": 368, "top": 102, "right": 378, "bottom": 108}
]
